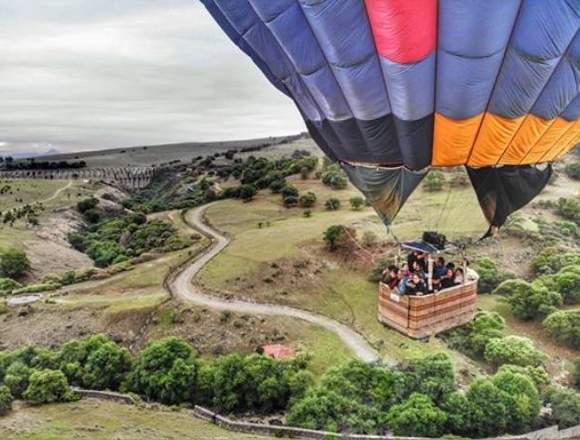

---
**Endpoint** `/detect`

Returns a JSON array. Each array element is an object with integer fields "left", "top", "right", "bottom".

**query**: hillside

[{"left": 0, "top": 144, "right": 579, "bottom": 439}]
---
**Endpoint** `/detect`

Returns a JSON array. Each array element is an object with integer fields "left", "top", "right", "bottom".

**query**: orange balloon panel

[
  {"left": 500, "top": 114, "right": 552, "bottom": 164},
  {"left": 521, "top": 118, "right": 576, "bottom": 164},
  {"left": 467, "top": 113, "right": 525, "bottom": 166},
  {"left": 432, "top": 113, "right": 483, "bottom": 166}
]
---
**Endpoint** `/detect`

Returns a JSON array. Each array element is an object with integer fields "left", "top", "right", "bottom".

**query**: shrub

[
  {"left": 492, "top": 370, "right": 540, "bottom": 431},
  {"left": 472, "top": 257, "right": 513, "bottom": 293},
  {"left": 368, "top": 257, "right": 395, "bottom": 283},
  {"left": 280, "top": 185, "right": 299, "bottom": 199},
  {"left": 423, "top": 171, "right": 445, "bottom": 191},
  {"left": 545, "top": 386, "right": 580, "bottom": 429},
  {"left": 269, "top": 179, "right": 286, "bottom": 193},
  {"left": 407, "top": 353, "right": 456, "bottom": 402},
  {"left": 0, "top": 248, "right": 30, "bottom": 279},
  {"left": 323, "top": 225, "right": 347, "bottom": 251},
  {"left": 0, "top": 386, "right": 13, "bottom": 416},
  {"left": 492, "top": 279, "right": 530, "bottom": 297},
  {"left": 4, "top": 362, "right": 33, "bottom": 398},
  {"left": 13, "top": 282, "right": 61, "bottom": 295},
  {"left": 325, "top": 198, "right": 341, "bottom": 211},
  {"left": 0, "top": 278, "right": 22, "bottom": 295},
  {"left": 565, "top": 162, "right": 580, "bottom": 179},
  {"left": 283, "top": 195, "right": 299, "bottom": 208},
  {"left": 322, "top": 167, "right": 347, "bottom": 190},
  {"left": 484, "top": 336, "right": 546, "bottom": 368},
  {"left": 386, "top": 393, "right": 448, "bottom": 437},
  {"left": 504, "top": 281, "right": 562, "bottom": 320},
  {"left": 349, "top": 196, "right": 365, "bottom": 211},
  {"left": 238, "top": 184, "right": 257, "bottom": 201},
  {"left": 574, "top": 357, "right": 580, "bottom": 388},
  {"left": 124, "top": 337, "right": 197, "bottom": 405},
  {"left": 76, "top": 197, "right": 99, "bottom": 214},
  {"left": 23, "top": 369, "right": 77, "bottom": 404},
  {"left": 361, "top": 230, "right": 377, "bottom": 247},
  {"left": 556, "top": 197, "right": 580, "bottom": 224},
  {"left": 532, "top": 248, "right": 580, "bottom": 275},
  {"left": 299, "top": 192, "right": 317, "bottom": 208},
  {"left": 462, "top": 378, "right": 511, "bottom": 437},
  {"left": 551, "top": 272, "right": 580, "bottom": 304},
  {"left": 497, "top": 364, "right": 550, "bottom": 388},
  {"left": 542, "top": 310, "right": 580, "bottom": 350}
]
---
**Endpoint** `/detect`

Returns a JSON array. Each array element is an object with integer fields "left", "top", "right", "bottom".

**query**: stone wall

[{"left": 73, "top": 388, "right": 580, "bottom": 440}]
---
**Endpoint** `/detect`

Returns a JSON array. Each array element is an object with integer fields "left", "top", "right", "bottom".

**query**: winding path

[{"left": 170, "top": 203, "right": 380, "bottom": 363}]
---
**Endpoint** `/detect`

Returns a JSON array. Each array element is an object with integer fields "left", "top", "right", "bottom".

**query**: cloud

[{"left": 0, "top": 0, "right": 304, "bottom": 153}]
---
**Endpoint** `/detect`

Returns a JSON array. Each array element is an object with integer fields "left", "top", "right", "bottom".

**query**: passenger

[
  {"left": 434, "top": 257, "right": 447, "bottom": 278},
  {"left": 405, "top": 273, "right": 427, "bottom": 295},
  {"left": 382, "top": 265, "right": 400, "bottom": 290},
  {"left": 397, "top": 273, "right": 409, "bottom": 295},
  {"left": 454, "top": 267, "right": 465, "bottom": 285},
  {"left": 407, "top": 251, "right": 427, "bottom": 272},
  {"left": 440, "top": 268, "right": 456, "bottom": 289},
  {"left": 464, "top": 259, "right": 480, "bottom": 282}
]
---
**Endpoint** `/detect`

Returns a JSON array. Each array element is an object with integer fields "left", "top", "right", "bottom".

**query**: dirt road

[{"left": 170, "top": 203, "right": 380, "bottom": 363}]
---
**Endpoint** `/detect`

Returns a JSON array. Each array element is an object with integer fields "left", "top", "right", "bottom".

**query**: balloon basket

[{"left": 378, "top": 281, "right": 477, "bottom": 339}]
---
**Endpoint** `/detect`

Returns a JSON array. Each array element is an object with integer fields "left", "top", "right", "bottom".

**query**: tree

[
  {"left": 76, "top": 197, "right": 99, "bottom": 214},
  {"left": 502, "top": 280, "right": 562, "bottom": 320},
  {"left": 424, "top": 171, "right": 445, "bottom": 191},
  {"left": 238, "top": 184, "right": 257, "bottom": 201},
  {"left": 0, "top": 386, "right": 12, "bottom": 416},
  {"left": 124, "top": 337, "right": 197, "bottom": 405},
  {"left": 484, "top": 336, "right": 546, "bottom": 368},
  {"left": 408, "top": 352, "right": 456, "bottom": 402},
  {"left": 545, "top": 386, "right": 580, "bottom": 429},
  {"left": 81, "top": 341, "right": 132, "bottom": 390},
  {"left": 323, "top": 225, "right": 347, "bottom": 251},
  {"left": 492, "top": 370, "right": 540, "bottom": 431},
  {"left": 565, "top": 162, "right": 580, "bottom": 180},
  {"left": 299, "top": 192, "right": 317, "bottom": 208},
  {"left": 542, "top": 310, "right": 580, "bottom": 350},
  {"left": 0, "top": 248, "right": 30, "bottom": 279},
  {"left": 349, "top": 196, "right": 365, "bottom": 211},
  {"left": 4, "top": 362, "right": 33, "bottom": 398},
  {"left": 322, "top": 167, "right": 348, "bottom": 190},
  {"left": 463, "top": 378, "right": 510, "bottom": 437},
  {"left": 23, "top": 369, "right": 77, "bottom": 404},
  {"left": 386, "top": 393, "right": 447, "bottom": 437},
  {"left": 325, "top": 198, "right": 341, "bottom": 211}
]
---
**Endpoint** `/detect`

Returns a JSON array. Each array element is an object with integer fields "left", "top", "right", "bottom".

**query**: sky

[{"left": 0, "top": 0, "right": 304, "bottom": 155}]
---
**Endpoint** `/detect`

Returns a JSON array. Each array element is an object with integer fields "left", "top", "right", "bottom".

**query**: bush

[
  {"left": 492, "top": 370, "right": 540, "bottom": 431},
  {"left": 368, "top": 257, "right": 395, "bottom": 283},
  {"left": 4, "top": 362, "right": 33, "bottom": 398},
  {"left": 551, "top": 272, "right": 580, "bottom": 304},
  {"left": 542, "top": 310, "right": 580, "bottom": 350},
  {"left": 565, "top": 162, "right": 580, "bottom": 180},
  {"left": 574, "top": 357, "right": 580, "bottom": 388},
  {"left": 325, "top": 198, "right": 341, "bottom": 211},
  {"left": 323, "top": 225, "right": 347, "bottom": 251},
  {"left": 504, "top": 281, "right": 562, "bottom": 320},
  {"left": 472, "top": 257, "right": 513, "bottom": 293},
  {"left": 349, "top": 196, "right": 365, "bottom": 211},
  {"left": 484, "top": 336, "right": 547, "bottom": 368},
  {"left": 0, "top": 248, "right": 30, "bottom": 279},
  {"left": 124, "top": 337, "right": 197, "bottom": 405},
  {"left": 13, "top": 282, "right": 61, "bottom": 295},
  {"left": 76, "top": 197, "right": 99, "bottom": 214},
  {"left": 23, "top": 369, "right": 77, "bottom": 404},
  {"left": 322, "top": 167, "right": 347, "bottom": 190},
  {"left": 532, "top": 248, "right": 580, "bottom": 275},
  {"left": 545, "top": 386, "right": 580, "bottom": 429},
  {"left": 386, "top": 393, "right": 448, "bottom": 437},
  {"left": 238, "top": 184, "right": 257, "bottom": 201},
  {"left": 424, "top": 171, "right": 445, "bottom": 191},
  {"left": 0, "top": 278, "right": 22, "bottom": 295},
  {"left": 299, "top": 192, "right": 317, "bottom": 208},
  {"left": 461, "top": 378, "right": 511, "bottom": 437},
  {"left": 0, "top": 385, "right": 13, "bottom": 416},
  {"left": 361, "top": 230, "right": 377, "bottom": 247},
  {"left": 556, "top": 197, "right": 580, "bottom": 224},
  {"left": 497, "top": 364, "right": 550, "bottom": 388}
]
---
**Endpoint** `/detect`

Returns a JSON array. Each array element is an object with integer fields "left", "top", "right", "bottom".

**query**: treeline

[
  {"left": 0, "top": 159, "right": 87, "bottom": 171},
  {"left": 1, "top": 336, "right": 578, "bottom": 437}
]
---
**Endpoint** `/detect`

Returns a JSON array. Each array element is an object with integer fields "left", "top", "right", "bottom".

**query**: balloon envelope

[{"left": 201, "top": 0, "right": 579, "bottom": 231}]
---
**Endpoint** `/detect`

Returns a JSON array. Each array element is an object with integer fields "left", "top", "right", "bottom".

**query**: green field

[{"left": 0, "top": 399, "right": 268, "bottom": 440}]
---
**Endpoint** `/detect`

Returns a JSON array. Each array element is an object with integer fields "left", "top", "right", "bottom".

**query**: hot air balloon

[{"left": 201, "top": 0, "right": 580, "bottom": 238}]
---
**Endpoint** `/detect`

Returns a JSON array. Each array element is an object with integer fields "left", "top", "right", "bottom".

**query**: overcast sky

[{"left": 0, "top": 0, "right": 304, "bottom": 155}]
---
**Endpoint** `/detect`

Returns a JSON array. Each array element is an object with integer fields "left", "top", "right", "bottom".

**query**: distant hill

[{"left": 8, "top": 134, "right": 309, "bottom": 169}]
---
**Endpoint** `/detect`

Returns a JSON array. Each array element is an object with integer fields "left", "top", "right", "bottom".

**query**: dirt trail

[{"left": 170, "top": 203, "right": 380, "bottom": 363}]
